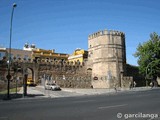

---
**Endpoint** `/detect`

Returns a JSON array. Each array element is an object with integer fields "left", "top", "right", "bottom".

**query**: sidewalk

[
  {"left": 21, "top": 86, "right": 153, "bottom": 95},
  {"left": 61, "top": 86, "right": 154, "bottom": 95},
  {"left": 1, "top": 86, "right": 156, "bottom": 101},
  {"left": 37, "top": 85, "right": 155, "bottom": 96}
]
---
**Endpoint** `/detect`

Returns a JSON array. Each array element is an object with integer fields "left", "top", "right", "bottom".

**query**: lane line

[
  {"left": 98, "top": 104, "right": 127, "bottom": 109},
  {"left": 73, "top": 100, "right": 96, "bottom": 103}
]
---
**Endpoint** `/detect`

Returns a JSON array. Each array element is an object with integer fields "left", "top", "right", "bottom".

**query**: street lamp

[{"left": 6, "top": 3, "right": 17, "bottom": 99}]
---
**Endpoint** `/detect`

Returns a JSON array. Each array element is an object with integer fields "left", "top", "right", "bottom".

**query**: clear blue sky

[{"left": 0, "top": 0, "right": 160, "bottom": 66}]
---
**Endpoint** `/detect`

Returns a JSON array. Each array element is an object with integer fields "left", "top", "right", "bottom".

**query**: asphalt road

[{"left": 0, "top": 89, "right": 160, "bottom": 120}]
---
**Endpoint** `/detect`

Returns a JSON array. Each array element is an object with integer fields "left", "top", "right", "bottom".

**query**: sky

[{"left": 0, "top": 0, "right": 160, "bottom": 66}]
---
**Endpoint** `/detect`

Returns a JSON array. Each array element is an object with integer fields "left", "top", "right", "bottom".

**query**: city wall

[
  {"left": 0, "top": 57, "right": 133, "bottom": 89},
  {"left": 0, "top": 58, "right": 92, "bottom": 89},
  {"left": 0, "top": 29, "right": 134, "bottom": 89}
]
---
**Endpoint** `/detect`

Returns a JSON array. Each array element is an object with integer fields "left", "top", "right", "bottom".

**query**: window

[{"left": 61, "top": 59, "right": 64, "bottom": 62}]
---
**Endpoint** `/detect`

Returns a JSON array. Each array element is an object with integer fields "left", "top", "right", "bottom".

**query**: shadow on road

[{"left": 0, "top": 93, "right": 44, "bottom": 100}]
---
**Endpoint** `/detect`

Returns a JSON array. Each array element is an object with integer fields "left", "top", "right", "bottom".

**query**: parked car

[{"left": 45, "top": 83, "right": 61, "bottom": 91}]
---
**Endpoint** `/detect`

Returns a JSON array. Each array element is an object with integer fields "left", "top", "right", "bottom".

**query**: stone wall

[
  {"left": 0, "top": 56, "right": 134, "bottom": 89},
  {"left": 37, "top": 60, "right": 92, "bottom": 88},
  {"left": 91, "top": 75, "right": 133, "bottom": 88},
  {"left": 126, "top": 64, "right": 145, "bottom": 87},
  {"left": 0, "top": 58, "right": 92, "bottom": 88}
]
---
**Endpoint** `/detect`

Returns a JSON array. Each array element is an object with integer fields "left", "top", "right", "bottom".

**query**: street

[{"left": 0, "top": 89, "right": 160, "bottom": 120}]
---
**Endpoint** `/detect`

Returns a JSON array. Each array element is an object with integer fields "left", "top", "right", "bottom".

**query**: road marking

[
  {"left": 73, "top": 100, "right": 96, "bottom": 103},
  {"left": 98, "top": 104, "right": 127, "bottom": 109}
]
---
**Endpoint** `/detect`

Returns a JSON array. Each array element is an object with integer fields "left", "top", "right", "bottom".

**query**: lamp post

[{"left": 6, "top": 3, "right": 17, "bottom": 99}]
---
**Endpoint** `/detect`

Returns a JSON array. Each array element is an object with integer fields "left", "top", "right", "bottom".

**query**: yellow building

[
  {"left": 32, "top": 48, "right": 69, "bottom": 62},
  {"left": 23, "top": 43, "right": 69, "bottom": 62},
  {"left": 68, "top": 49, "right": 88, "bottom": 63}
]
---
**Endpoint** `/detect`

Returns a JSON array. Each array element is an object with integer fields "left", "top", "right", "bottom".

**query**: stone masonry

[{"left": 87, "top": 29, "right": 132, "bottom": 88}]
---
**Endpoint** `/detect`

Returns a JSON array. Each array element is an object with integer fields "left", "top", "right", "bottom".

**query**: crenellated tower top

[{"left": 88, "top": 29, "right": 125, "bottom": 40}]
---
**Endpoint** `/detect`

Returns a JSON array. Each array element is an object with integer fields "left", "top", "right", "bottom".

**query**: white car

[{"left": 45, "top": 83, "right": 61, "bottom": 91}]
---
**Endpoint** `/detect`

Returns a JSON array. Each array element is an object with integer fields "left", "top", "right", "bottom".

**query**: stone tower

[{"left": 88, "top": 29, "right": 126, "bottom": 88}]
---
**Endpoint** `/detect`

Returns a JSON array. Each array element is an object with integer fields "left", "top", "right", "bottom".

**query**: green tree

[{"left": 134, "top": 32, "right": 160, "bottom": 82}]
